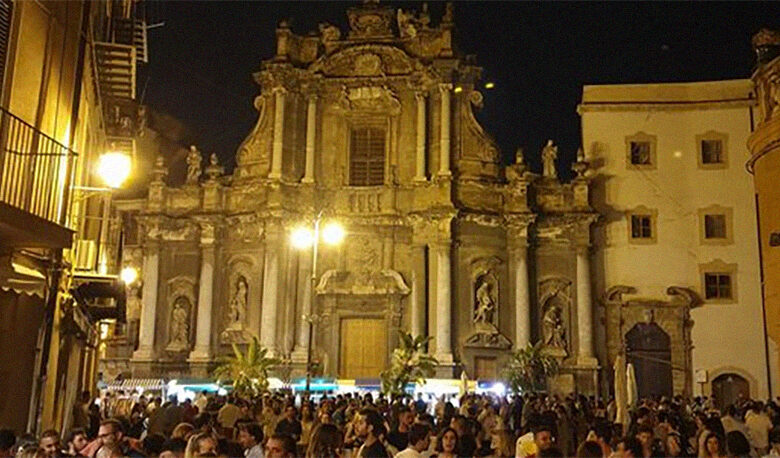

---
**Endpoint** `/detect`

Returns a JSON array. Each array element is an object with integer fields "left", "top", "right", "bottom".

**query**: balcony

[{"left": 0, "top": 107, "right": 76, "bottom": 249}]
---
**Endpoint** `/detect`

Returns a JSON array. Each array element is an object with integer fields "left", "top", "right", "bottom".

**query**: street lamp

[
  {"left": 290, "top": 211, "right": 345, "bottom": 394},
  {"left": 96, "top": 151, "right": 132, "bottom": 188}
]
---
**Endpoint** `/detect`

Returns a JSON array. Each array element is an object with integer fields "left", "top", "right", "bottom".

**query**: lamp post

[{"left": 291, "top": 211, "right": 344, "bottom": 395}]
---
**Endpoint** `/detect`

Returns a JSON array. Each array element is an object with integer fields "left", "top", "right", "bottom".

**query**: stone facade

[
  {"left": 112, "top": 2, "right": 599, "bottom": 391},
  {"left": 748, "top": 29, "right": 780, "bottom": 396}
]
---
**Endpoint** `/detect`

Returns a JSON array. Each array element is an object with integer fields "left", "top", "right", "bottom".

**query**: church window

[
  {"left": 701, "top": 140, "right": 723, "bottom": 164},
  {"left": 704, "top": 214, "right": 726, "bottom": 239},
  {"left": 630, "top": 141, "right": 651, "bottom": 165},
  {"left": 631, "top": 214, "right": 653, "bottom": 239},
  {"left": 704, "top": 273, "right": 732, "bottom": 300},
  {"left": 625, "top": 132, "right": 657, "bottom": 169},
  {"left": 696, "top": 131, "right": 728, "bottom": 169},
  {"left": 349, "top": 126, "right": 385, "bottom": 186}
]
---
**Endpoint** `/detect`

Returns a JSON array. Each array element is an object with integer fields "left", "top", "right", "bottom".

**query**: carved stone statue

[
  {"left": 168, "top": 297, "right": 190, "bottom": 350},
  {"left": 474, "top": 280, "right": 495, "bottom": 325},
  {"left": 186, "top": 145, "right": 202, "bottom": 184},
  {"left": 227, "top": 276, "right": 248, "bottom": 328},
  {"left": 541, "top": 140, "right": 558, "bottom": 179},
  {"left": 319, "top": 22, "right": 341, "bottom": 42},
  {"left": 542, "top": 305, "right": 566, "bottom": 349}
]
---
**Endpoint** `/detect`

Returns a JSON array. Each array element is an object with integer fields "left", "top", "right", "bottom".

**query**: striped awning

[{"left": 104, "top": 378, "right": 166, "bottom": 391}]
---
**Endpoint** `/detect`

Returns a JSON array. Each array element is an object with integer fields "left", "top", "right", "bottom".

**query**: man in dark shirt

[
  {"left": 356, "top": 408, "right": 389, "bottom": 458},
  {"left": 387, "top": 406, "right": 414, "bottom": 452},
  {"left": 274, "top": 405, "right": 302, "bottom": 442}
]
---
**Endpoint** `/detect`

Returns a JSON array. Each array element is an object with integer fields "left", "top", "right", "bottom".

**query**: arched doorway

[
  {"left": 712, "top": 373, "right": 749, "bottom": 410},
  {"left": 625, "top": 322, "right": 673, "bottom": 399}
]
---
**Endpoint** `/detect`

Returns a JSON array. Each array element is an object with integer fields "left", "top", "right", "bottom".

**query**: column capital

[
  {"left": 415, "top": 91, "right": 427, "bottom": 102},
  {"left": 272, "top": 86, "right": 288, "bottom": 96},
  {"left": 438, "top": 83, "right": 453, "bottom": 93}
]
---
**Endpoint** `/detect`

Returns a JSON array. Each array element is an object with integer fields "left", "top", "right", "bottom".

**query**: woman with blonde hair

[
  {"left": 171, "top": 422, "right": 195, "bottom": 441},
  {"left": 184, "top": 432, "right": 217, "bottom": 458}
]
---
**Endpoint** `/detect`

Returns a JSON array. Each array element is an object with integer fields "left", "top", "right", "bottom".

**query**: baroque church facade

[{"left": 114, "top": 1, "right": 601, "bottom": 393}]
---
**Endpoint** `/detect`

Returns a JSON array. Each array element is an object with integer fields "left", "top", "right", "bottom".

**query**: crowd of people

[{"left": 2, "top": 388, "right": 780, "bottom": 458}]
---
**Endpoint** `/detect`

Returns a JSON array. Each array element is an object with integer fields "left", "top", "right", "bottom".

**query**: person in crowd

[
  {"left": 434, "top": 427, "right": 459, "bottom": 458},
  {"left": 394, "top": 423, "right": 431, "bottom": 458},
  {"left": 64, "top": 429, "right": 88, "bottom": 457},
  {"left": 516, "top": 423, "right": 554, "bottom": 458},
  {"left": 274, "top": 406, "right": 302, "bottom": 442},
  {"left": 38, "top": 430, "right": 61, "bottom": 458},
  {"left": 766, "top": 427, "right": 780, "bottom": 458},
  {"left": 217, "top": 397, "right": 242, "bottom": 431},
  {"left": 299, "top": 403, "right": 315, "bottom": 452},
  {"left": 184, "top": 432, "right": 217, "bottom": 458},
  {"left": 264, "top": 434, "right": 296, "bottom": 458},
  {"left": 159, "top": 438, "right": 187, "bottom": 458},
  {"left": 451, "top": 415, "right": 477, "bottom": 457},
  {"left": 725, "top": 430, "right": 752, "bottom": 458},
  {"left": 747, "top": 402, "right": 773, "bottom": 455},
  {"left": 576, "top": 440, "right": 602, "bottom": 458},
  {"left": 701, "top": 432, "right": 726, "bottom": 458},
  {"left": 237, "top": 422, "right": 264, "bottom": 458},
  {"left": 171, "top": 423, "right": 195, "bottom": 442},
  {"left": 615, "top": 436, "right": 644, "bottom": 458},
  {"left": 387, "top": 406, "right": 414, "bottom": 452},
  {"left": 355, "top": 408, "right": 390, "bottom": 458},
  {"left": 306, "top": 423, "right": 343, "bottom": 458}
]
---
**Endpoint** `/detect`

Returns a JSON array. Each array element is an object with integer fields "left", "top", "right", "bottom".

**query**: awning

[
  {"left": 0, "top": 254, "right": 47, "bottom": 298},
  {"left": 71, "top": 273, "right": 126, "bottom": 322},
  {"left": 103, "top": 378, "right": 166, "bottom": 392}
]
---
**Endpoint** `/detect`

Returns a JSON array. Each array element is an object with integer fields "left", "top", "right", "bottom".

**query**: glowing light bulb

[
  {"left": 321, "top": 223, "right": 345, "bottom": 245},
  {"left": 120, "top": 266, "right": 138, "bottom": 284},
  {"left": 97, "top": 152, "right": 132, "bottom": 188},
  {"left": 291, "top": 227, "right": 314, "bottom": 249}
]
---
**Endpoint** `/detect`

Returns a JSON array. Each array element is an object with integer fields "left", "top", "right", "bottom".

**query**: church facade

[{"left": 112, "top": 2, "right": 600, "bottom": 393}]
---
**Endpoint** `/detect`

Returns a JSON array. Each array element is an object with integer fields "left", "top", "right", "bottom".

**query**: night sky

[{"left": 139, "top": 1, "right": 778, "bottom": 177}]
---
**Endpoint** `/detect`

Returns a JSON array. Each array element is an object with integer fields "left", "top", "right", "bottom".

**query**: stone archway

[
  {"left": 625, "top": 322, "right": 673, "bottom": 399},
  {"left": 712, "top": 373, "right": 750, "bottom": 410}
]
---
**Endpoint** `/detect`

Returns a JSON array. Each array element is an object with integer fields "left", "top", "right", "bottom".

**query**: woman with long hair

[
  {"left": 306, "top": 423, "right": 343, "bottom": 458},
  {"left": 434, "top": 427, "right": 459, "bottom": 458},
  {"left": 700, "top": 433, "right": 726, "bottom": 458}
]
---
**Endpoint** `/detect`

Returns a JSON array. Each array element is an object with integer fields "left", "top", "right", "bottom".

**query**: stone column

[
  {"left": 433, "top": 242, "right": 453, "bottom": 363},
  {"left": 438, "top": 84, "right": 452, "bottom": 177},
  {"left": 302, "top": 94, "right": 317, "bottom": 183},
  {"left": 576, "top": 247, "right": 597, "bottom": 365},
  {"left": 133, "top": 242, "right": 159, "bottom": 360},
  {"left": 269, "top": 87, "right": 286, "bottom": 180},
  {"left": 512, "top": 244, "right": 531, "bottom": 349},
  {"left": 189, "top": 243, "right": 215, "bottom": 361},
  {"left": 414, "top": 91, "right": 427, "bottom": 181},
  {"left": 261, "top": 236, "right": 280, "bottom": 356},
  {"left": 291, "top": 247, "right": 312, "bottom": 363}
]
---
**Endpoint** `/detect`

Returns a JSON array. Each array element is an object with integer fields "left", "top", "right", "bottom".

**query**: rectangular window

[
  {"left": 349, "top": 127, "right": 385, "bottom": 186},
  {"left": 701, "top": 140, "right": 723, "bottom": 164},
  {"left": 704, "top": 273, "right": 732, "bottom": 300},
  {"left": 704, "top": 214, "right": 727, "bottom": 239},
  {"left": 631, "top": 214, "right": 653, "bottom": 239},
  {"left": 630, "top": 141, "right": 651, "bottom": 165}
]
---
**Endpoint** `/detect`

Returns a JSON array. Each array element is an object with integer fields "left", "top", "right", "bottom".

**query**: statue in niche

[
  {"left": 541, "top": 140, "right": 558, "bottom": 179},
  {"left": 474, "top": 278, "right": 496, "bottom": 325},
  {"left": 186, "top": 145, "right": 202, "bottom": 184},
  {"left": 542, "top": 305, "right": 566, "bottom": 349},
  {"left": 227, "top": 276, "right": 248, "bottom": 328},
  {"left": 168, "top": 297, "right": 190, "bottom": 350}
]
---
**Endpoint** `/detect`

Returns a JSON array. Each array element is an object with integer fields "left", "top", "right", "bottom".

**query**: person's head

[
  {"left": 0, "top": 429, "right": 14, "bottom": 456},
  {"left": 237, "top": 423, "right": 263, "bottom": 449},
  {"left": 704, "top": 433, "right": 722, "bottom": 456},
  {"left": 264, "top": 434, "right": 296, "bottom": 458},
  {"left": 143, "top": 434, "right": 166, "bottom": 456},
  {"left": 306, "top": 424, "right": 342, "bottom": 458},
  {"left": 593, "top": 421, "right": 612, "bottom": 444},
  {"left": 171, "top": 423, "right": 195, "bottom": 441},
  {"left": 398, "top": 406, "right": 414, "bottom": 429},
  {"left": 65, "top": 429, "right": 88, "bottom": 454},
  {"left": 533, "top": 424, "right": 554, "bottom": 452},
  {"left": 666, "top": 432, "right": 682, "bottom": 457},
  {"left": 283, "top": 405, "right": 297, "bottom": 421},
  {"left": 355, "top": 408, "right": 386, "bottom": 440},
  {"left": 15, "top": 445, "right": 45, "bottom": 458},
  {"left": 576, "top": 441, "right": 602, "bottom": 458},
  {"left": 725, "top": 431, "right": 750, "bottom": 457},
  {"left": 617, "top": 437, "right": 643, "bottom": 458},
  {"left": 39, "top": 430, "right": 60, "bottom": 457},
  {"left": 159, "top": 438, "right": 187, "bottom": 458},
  {"left": 436, "top": 427, "right": 459, "bottom": 454},
  {"left": 189, "top": 432, "right": 216, "bottom": 456},
  {"left": 98, "top": 419, "right": 123, "bottom": 449},
  {"left": 408, "top": 423, "right": 431, "bottom": 452},
  {"left": 450, "top": 415, "right": 470, "bottom": 437},
  {"left": 635, "top": 424, "right": 653, "bottom": 449}
]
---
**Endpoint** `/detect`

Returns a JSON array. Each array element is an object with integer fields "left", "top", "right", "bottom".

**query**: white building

[{"left": 580, "top": 80, "right": 771, "bottom": 405}]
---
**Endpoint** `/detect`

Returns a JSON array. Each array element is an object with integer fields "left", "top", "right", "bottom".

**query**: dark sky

[{"left": 139, "top": 1, "right": 778, "bottom": 177}]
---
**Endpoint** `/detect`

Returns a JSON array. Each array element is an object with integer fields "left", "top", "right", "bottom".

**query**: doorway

[
  {"left": 625, "top": 322, "right": 673, "bottom": 399},
  {"left": 339, "top": 318, "right": 387, "bottom": 378},
  {"left": 712, "top": 373, "right": 749, "bottom": 410}
]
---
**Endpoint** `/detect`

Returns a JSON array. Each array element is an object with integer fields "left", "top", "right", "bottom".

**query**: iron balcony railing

[{"left": 0, "top": 107, "right": 77, "bottom": 226}]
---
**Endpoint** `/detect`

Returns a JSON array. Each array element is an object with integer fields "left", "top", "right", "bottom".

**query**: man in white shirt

[
  {"left": 194, "top": 390, "right": 209, "bottom": 414},
  {"left": 746, "top": 402, "right": 773, "bottom": 455},
  {"left": 395, "top": 423, "right": 431, "bottom": 458}
]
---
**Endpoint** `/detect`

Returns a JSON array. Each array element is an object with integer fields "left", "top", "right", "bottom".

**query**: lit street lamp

[{"left": 291, "top": 210, "right": 345, "bottom": 394}]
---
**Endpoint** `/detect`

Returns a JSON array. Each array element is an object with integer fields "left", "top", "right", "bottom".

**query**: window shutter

[
  {"left": 0, "top": 0, "right": 12, "bottom": 93},
  {"left": 350, "top": 126, "right": 385, "bottom": 186}
]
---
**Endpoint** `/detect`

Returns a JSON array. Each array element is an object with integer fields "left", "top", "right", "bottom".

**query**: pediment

[{"left": 309, "top": 44, "right": 419, "bottom": 77}]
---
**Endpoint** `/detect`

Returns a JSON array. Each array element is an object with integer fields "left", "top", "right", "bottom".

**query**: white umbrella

[
  {"left": 613, "top": 354, "right": 628, "bottom": 431},
  {"left": 626, "top": 362, "right": 638, "bottom": 408}
]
